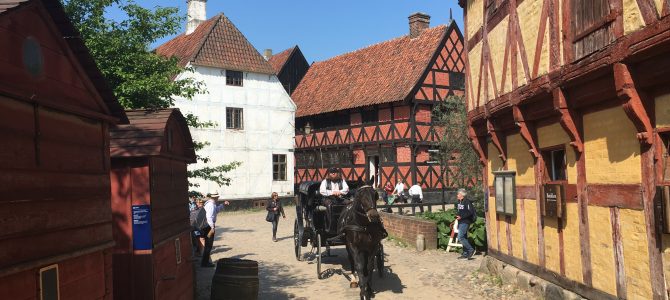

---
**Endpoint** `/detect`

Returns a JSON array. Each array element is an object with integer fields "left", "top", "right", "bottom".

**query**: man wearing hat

[
  {"left": 319, "top": 167, "right": 350, "bottom": 230},
  {"left": 201, "top": 192, "right": 230, "bottom": 267}
]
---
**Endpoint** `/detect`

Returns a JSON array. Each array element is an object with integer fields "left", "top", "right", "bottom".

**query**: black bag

[
  {"left": 190, "top": 207, "right": 208, "bottom": 230},
  {"left": 468, "top": 200, "right": 477, "bottom": 222},
  {"left": 266, "top": 211, "right": 275, "bottom": 222}
]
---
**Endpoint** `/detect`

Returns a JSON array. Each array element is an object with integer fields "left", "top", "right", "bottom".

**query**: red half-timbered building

[
  {"left": 292, "top": 13, "right": 465, "bottom": 195},
  {"left": 0, "top": 0, "right": 127, "bottom": 299}
]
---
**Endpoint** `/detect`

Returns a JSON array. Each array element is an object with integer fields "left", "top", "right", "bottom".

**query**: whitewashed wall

[{"left": 174, "top": 65, "right": 296, "bottom": 199}]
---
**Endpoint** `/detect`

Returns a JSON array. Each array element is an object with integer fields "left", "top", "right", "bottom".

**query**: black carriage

[{"left": 293, "top": 181, "right": 384, "bottom": 279}]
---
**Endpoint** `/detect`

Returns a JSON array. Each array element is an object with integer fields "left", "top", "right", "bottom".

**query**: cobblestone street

[{"left": 195, "top": 209, "right": 535, "bottom": 299}]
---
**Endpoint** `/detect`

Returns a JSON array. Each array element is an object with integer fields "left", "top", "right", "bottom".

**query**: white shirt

[
  {"left": 204, "top": 199, "right": 225, "bottom": 229},
  {"left": 319, "top": 178, "right": 349, "bottom": 196},
  {"left": 394, "top": 182, "right": 405, "bottom": 195},
  {"left": 408, "top": 184, "right": 423, "bottom": 200}
]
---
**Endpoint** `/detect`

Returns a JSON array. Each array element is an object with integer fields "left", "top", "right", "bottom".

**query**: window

[
  {"left": 226, "top": 70, "right": 243, "bottom": 86},
  {"left": 361, "top": 110, "right": 378, "bottom": 124},
  {"left": 380, "top": 147, "right": 396, "bottom": 163},
  {"left": 226, "top": 107, "right": 243, "bottom": 129},
  {"left": 338, "top": 150, "right": 352, "bottom": 165},
  {"left": 542, "top": 148, "right": 566, "bottom": 181},
  {"left": 40, "top": 265, "right": 59, "bottom": 300},
  {"left": 572, "top": 0, "right": 614, "bottom": 59},
  {"left": 494, "top": 171, "right": 516, "bottom": 216},
  {"left": 273, "top": 154, "right": 287, "bottom": 181}
]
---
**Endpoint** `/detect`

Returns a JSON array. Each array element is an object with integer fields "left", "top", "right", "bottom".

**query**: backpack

[
  {"left": 189, "top": 207, "right": 208, "bottom": 231},
  {"left": 468, "top": 200, "right": 477, "bottom": 222}
]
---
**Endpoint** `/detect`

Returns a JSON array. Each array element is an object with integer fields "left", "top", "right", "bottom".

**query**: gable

[
  {"left": 414, "top": 23, "right": 466, "bottom": 101},
  {"left": 0, "top": 0, "right": 126, "bottom": 122}
]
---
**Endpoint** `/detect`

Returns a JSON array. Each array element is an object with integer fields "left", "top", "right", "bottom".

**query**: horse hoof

[{"left": 350, "top": 282, "right": 359, "bottom": 288}]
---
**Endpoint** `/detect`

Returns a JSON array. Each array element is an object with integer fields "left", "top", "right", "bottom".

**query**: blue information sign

[{"left": 132, "top": 205, "right": 152, "bottom": 250}]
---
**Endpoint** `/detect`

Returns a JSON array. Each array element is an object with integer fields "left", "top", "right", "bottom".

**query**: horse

[{"left": 338, "top": 185, "right": 387, "bottom": 300}]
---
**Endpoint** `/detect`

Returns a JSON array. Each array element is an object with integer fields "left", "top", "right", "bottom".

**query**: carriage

[{"left": 293, "top": 181, "right": 384, "bottom": 279}]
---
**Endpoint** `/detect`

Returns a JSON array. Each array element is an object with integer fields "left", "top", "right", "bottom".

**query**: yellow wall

[
  {"left": 623, "top": 0, "right": 646, "bottom": 34},
  {"left": 506, "top": 134, "right": 535, "bottom": 185},
  {"left": 537, "top": 123, "right": 577, "bottom": 184},
  {"left": 563, "top": 203, "right": 582, "bottom": 283},
  {"left": 487, "top": 142, "right": 504, "bottom": 186},
  {"left": 588, "top": 206, "right": 617, "bottom": 295},
  {"left": 656, "top": 93, "right": 670, "bottom": 128},
  {"left": 619, "top": 209, "right": 652, "bottom": 300},
  {"left": 466, "top": 0, "right": 483, "bottom": 41},
  {"left": 525, "top": 199, "right": 539, "bottom": 264},
  {"left": 469, "top": 42, "right": 482, "bottom": 109},
  {"left": 488, "top": 196, "right": 499, "bottom": 250},
  {"left": 584, "top": 107, "right": 641, "bottom": 184},
  {"left": 510, "top": 201, "right": 523, "bottom": 258},
  {"left": 488, "top": 16, "right": 510, "bottom": 98},
  {"left": 654, "top": 0, "right": 665, "bottom": 16},
  {"left": 663, "top": 232, "right": 670, "bottom": 297},
  {"left": 543, "top": 215, "right": 561, "bottom": 274}
]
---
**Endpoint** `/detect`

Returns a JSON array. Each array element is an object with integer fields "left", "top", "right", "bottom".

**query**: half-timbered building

[
  {"left": 292, "top": 13, "right": 465, "bottom": 197},
  {"left": 267, "top": 46, "right": 310, "bottom": 95},
  {"left": 461, "top": 0, "right": 670, "bottom": 298},
  {"left": 0, "top": 0, "right": 127, "bottom": 298}
]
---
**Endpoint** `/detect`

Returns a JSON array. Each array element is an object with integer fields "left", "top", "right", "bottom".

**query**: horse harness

[{"left": 341, "top": 186, "right": 388, "bottom": 238}]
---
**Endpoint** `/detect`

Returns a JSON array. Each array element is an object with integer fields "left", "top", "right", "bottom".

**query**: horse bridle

[{"left": 355, "top": 185, "right": 378, "bottom": 220}]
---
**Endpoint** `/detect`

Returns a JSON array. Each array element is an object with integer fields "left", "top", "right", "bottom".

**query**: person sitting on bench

[{"left": 319, "top": 167, "right": 350, "bottom": 230}]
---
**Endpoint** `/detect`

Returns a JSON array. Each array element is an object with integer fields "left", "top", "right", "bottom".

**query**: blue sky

[{"left": 115, "top": 1, "right": 464, "bottom": 63}]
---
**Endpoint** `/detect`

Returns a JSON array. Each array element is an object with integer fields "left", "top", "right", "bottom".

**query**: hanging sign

[{"left": 542, "top": 184, "right": 564, "bottom": 218}]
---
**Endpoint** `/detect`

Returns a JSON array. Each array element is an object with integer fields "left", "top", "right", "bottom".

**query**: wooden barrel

[{"left": 211, "top": 258, "right": 259, "bottom": 300}]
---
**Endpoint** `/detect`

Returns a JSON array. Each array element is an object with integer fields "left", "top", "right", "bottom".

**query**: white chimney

[
  {"left": 263, "top": 49, "right": 273, "bottom": 60},
  {"left": 186, "top": 0, "right": 207, "bottom": 35}
]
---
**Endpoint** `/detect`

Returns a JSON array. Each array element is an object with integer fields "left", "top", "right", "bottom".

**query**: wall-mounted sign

[
  {"left": 132, "top": 205, "right": 152, "bottom": 250},
  {"left": 542, "top": 183, "right": 564, "bottom": 218},
  {"left": 494, "top": 171, "right": 516, "bottom": 216}
]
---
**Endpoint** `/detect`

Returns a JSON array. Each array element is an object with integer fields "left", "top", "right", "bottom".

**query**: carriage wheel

[
  {"left": 294, "top": 219, "right": 302, "bottom": 261},
  {"left": 316, "top": 233, "right": 322, "bottom": 279},
  {"left": 376, "top": 244, "right": 385, "bottom": 278}
]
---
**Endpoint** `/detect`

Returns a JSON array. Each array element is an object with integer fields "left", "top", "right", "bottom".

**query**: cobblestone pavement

[{"left": 194, "top": 208, "right": 536, "bottom": 300}]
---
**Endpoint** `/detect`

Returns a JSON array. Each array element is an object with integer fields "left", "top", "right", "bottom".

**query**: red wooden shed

[
  {"left": 0, "top": 0, "right": 127, "bottom": 299},
  {"left": 109, "top": 109, "right": 196, "bottom": 300}
]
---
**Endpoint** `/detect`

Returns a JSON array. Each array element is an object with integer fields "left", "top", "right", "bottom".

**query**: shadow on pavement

[
  {"left": 372, "top": 266, "right": 405, "bottom": 294},
  {"left": 259, "top": 261, "right": 314, "bottom": 300}
]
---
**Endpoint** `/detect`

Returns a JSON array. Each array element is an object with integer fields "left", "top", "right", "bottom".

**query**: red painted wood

[
  {"left": 520, "top": 198, "right": 527, "bottom": 260},
  {"left": 610, "top": 207, "right": 627, "bottom": 298},
  {"left": 587, "top": 184, "right": 642, "bottom": 209},
  {"left": 505, "top": 215, "right": 513, "bottom": 255},
  {"left": 558, "top": 216, "right": 565, "bottom": 276}
]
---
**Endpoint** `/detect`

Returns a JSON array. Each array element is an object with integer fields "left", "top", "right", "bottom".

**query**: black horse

[{"left": 338, "top": 186, "right": 387, "bottom": 300}]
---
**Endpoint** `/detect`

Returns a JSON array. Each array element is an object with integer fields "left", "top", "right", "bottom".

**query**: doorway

[{"left": 367, "top": 155, "right": 380, "bottom": 187}]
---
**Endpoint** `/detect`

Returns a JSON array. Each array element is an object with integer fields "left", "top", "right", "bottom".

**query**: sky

[{"left": 111, "top": 0, "right": 464, "bottom": 63}]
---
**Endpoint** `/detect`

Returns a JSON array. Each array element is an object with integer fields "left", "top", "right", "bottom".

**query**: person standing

[
  {"left": 266, "top": 192, "right": 286, "bottom": 242},
  {"left": 456, "top": 189, "right": 476, "bottom": 259},
  {"left": 408, "top": 183, "right": 424, "bottom": 213},
  {"left": 393, "top": 180, "right": 406, "bottom": 203},
  {"left": 201, "top": 192, "right": 230, "bottom": 267}
]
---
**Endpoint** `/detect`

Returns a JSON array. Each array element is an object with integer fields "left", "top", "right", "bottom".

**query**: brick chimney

[
  {"left": 186, "top": 0, "right": 207, "bottom": 35},
  {"left": 409, "top": 12, "right": 430, "bottom": 38}
]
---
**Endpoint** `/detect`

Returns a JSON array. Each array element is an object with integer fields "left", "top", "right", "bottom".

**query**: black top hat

[{"left": 327, "top": 167, "right": 340, "bottom": 173}]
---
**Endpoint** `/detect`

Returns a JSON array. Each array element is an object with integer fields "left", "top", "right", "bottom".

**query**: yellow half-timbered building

[{"left": 460, "top": 0, "right": 670, "bottom": 298}]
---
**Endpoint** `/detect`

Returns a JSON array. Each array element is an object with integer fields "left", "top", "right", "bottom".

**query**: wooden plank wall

[{"left": 150, "top": 157, "right": 190, "bottom": 245}]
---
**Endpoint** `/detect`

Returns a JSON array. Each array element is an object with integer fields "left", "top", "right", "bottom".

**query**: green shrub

[{"left": 419, "top": 209, "right": 487, "bottom": 251}]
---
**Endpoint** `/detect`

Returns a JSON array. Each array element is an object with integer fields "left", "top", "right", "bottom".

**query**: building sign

[
  {"left": 542, "top": 184, "right": 564, "bottom": 218},
  {"left": 494, "top": 171, "right": 516, "bottom": 216},
  {"left": 132, "top": 205, "right": 152, "bottom": 250}
]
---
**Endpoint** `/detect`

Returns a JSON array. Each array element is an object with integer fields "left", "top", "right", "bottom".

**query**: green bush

[{"left": 419, "top": 209, "right": 487, "bottom": 251}]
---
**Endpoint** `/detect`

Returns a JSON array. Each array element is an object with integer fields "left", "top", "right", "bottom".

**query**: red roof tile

[
  {"left": 292, "top": 25, "right": 448, "bottom": 117},
  {"left": 156, "top": 14, "right": 275, "bottom": 75},
  {"left": 110, "top": 109, "right": 196, "bottom": 162},
  {"left": 268, "top": 46, "right": 295, "bottom": 74}
]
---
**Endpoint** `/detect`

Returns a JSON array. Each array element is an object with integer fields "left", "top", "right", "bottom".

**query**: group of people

[
  {"left": 380, "top": 180, "right": 424, "bottom": 212},
  {"left": 188, "top": 193, "right": 229, "bottom": 267}
]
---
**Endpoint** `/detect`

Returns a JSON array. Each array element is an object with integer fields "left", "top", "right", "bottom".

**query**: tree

[
  {"left": 433, "top": 95, "right": 484, "bottom": 214},
  {"left": 63, "top": 0, "right": 239, "bottom": 189}
]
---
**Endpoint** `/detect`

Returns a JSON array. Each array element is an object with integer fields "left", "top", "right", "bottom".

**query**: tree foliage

[
  {"left": 433, "top": 95, "right": 484, "bottom": 212},
  {"left": 63, "top": 0, "right": 238, "bottom": 189}
]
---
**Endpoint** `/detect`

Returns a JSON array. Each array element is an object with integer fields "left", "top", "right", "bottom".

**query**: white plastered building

[{"left": 157, "top": 0, "right": 296, "bottom": 199}]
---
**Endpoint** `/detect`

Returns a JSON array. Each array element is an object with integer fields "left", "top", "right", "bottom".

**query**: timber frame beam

[
  {"left": 487, "top": 118, "right": 507, "bottom": 162},
  {"left": 468, "top": 124, "right": 488, "bottom": 166},
  {"left": 552, "top": 88, "right": 583, "bottom": 153},
  {"left": 512, "top": 105, "right": 540, "bottom": 159},
  {"left": 613, "top": 63, "right": 654, "bottom": 145}
]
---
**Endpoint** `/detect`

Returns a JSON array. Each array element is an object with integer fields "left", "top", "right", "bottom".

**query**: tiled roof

[
  {"left": 110, "top": 109, "right": 196, "bottom": 162},
  {"left": 268, "top": 46, "right": 295, "bottom": 74},
  {"left": 156, "top": 14, "right": 275, "bottom": 75},
  {"left": 291, "top": 25, "right": 448, "bottom": 117},
  {"left": 0, "top": 0, "right": 128, "bottom": 123}
]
